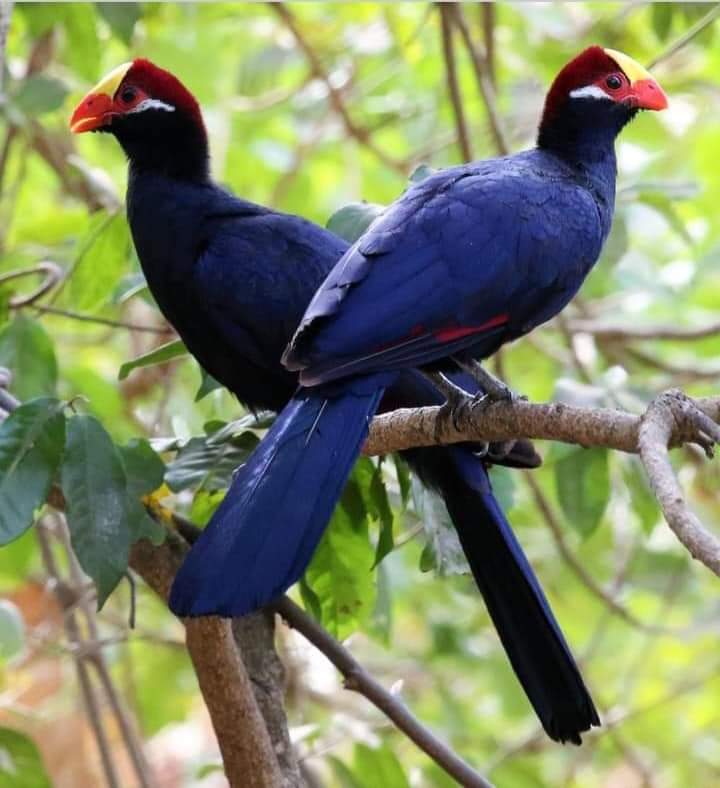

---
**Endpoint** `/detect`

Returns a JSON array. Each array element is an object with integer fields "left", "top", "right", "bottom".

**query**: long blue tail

[
  {"left": 169, "top": 379, "right": 385, "bottom": 617},
  {"left": 437, "top": 447, "right": 600, "bottom": 743}
]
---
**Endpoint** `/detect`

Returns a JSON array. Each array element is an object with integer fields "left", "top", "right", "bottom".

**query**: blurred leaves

[{"left": 0, "top": 728, "right": 51, "bottom": 788}]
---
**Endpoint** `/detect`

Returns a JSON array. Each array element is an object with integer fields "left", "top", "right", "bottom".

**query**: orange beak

[
  {"left": 629, "top": 78, "right": 668, "bottom": 112},
  {"left": 69, "top": 62, "right": 133, "bottom": 134},
  {"left": 70, "top": 92, "right": 115, "bottom": 133}
]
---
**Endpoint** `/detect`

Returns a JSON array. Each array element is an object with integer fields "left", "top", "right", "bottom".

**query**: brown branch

[
  {"left": 638, "top": 390, "right": 720, "bottom": 575},
  {"left": 271, "top": 3, "right": 408, "bottom": 174},
  {"left": 363, "top": 392, "right": 720, "bottom": 580},
  {"left": 128, "top": 536, "right": 283, "bottom": 788},
  {"left": 479, "top": 2, "right": 496, "bottom": 88},
  {"left": 36, "top": 520, "right": 122, "bottom": 788},
  {"left": 274, "top": 596, "right": 494, "bottom": 788},
  {"left": 0, "top": 261, "right": 64, "bottom": 306},
  {"left": 569, "top": 318, "right": 720, "bottom": 342},
  {"left": 438, "top": 4, "right": 473, "bottom": 162},
  {"left": 449, "top": 5, "right": 509, "bottom": 155}
]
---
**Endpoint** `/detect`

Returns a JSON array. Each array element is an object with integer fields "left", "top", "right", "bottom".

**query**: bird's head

[
  {"left": 70, "top": 59, "right": 208, "bottom": 180},
  {"left": 538, "top": 46, "right": 667, "bottom": 153}
]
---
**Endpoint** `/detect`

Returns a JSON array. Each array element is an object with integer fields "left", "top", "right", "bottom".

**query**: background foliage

[{"left": 1, "top": 2, "right": 720, "bottom": 786}]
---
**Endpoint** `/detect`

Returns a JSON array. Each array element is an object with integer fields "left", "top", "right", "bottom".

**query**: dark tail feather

[
  {"left": 169, "top": 379, "right": 385, "bottom": 617},
  {"left": 438, "top": 447, "right": 600, "bottom": 743}
]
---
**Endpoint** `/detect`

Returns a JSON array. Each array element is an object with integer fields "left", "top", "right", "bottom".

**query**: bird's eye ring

[
  {"left": 605, "top": 74, "right": 622, "bottom": 90},
  {"left": 120, "top": 87, "right": 137, "bottom": 104}
]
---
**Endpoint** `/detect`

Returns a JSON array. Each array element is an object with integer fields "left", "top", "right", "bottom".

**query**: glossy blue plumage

[{"left": 128, "top": 168, "right": 597, "bottom": 742}]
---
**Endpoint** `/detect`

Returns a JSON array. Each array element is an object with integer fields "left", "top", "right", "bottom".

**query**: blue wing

[{"left": 284, "top": 151, "right": 605, "bottom": 385}]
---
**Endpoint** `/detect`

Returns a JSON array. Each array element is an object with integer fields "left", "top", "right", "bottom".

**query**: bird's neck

[
  {"left": 114, "top": 120, "right": 210, "bottom": 182},
  {"left": 537, "top": 102, "right": 634, "bottom": 185}
]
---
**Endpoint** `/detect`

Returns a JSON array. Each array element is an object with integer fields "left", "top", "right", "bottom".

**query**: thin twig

[
  {"left": 274, "top": 596, "right": 494, "bottom": 788},
  {"left": 26, "top": 303, "right": 172, "bottom": 334},
  {"left": 438, "top": 4, "right": 473, "bottom": 162},
  {"left": 0, "top": 261, "right": 64, "bottom": 306},
  {"left": 271, "top": 3, "right": 408, "bottom": 174},
  {"left": 569, "top": 318, "right": 720, "bottom": 342},
  {"left": 649, "top": 3, "right": 720, "bottom": 68},
  {"left": 58, "top": 523, "right": 155, "bottom": 788},
  {"left": 449, "top": 4, "right": 509, "bottom": 155},
  {"left": 523, "top": 473, "right": 666, "bottom": 633},
  {"left": 36, "top": 521, "right": 121, "bottom": 788}
]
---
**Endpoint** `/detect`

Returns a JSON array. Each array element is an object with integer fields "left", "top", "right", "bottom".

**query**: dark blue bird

[{"left": 71, "top": 46, "right": 664, "bottom": 742}]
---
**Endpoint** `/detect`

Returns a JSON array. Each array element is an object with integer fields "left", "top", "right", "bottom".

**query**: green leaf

[
  {"left": 489, "top": 465, "right": 515, "bottom": 512},
  {"left": 118, "top": 439, "right": 165, "bottom": 544},
  {"left": 0, "top": 601, "right": 25, "bottom": 661},
  {"left": 165, "top": 433, "right": 258, "bottom": 492},
  {"left": 554, "top": 445, "right": 610, "bottom": 538},
  {"left": 96, "top": 2, "right": 141, "bottom": 44},
  {"left": 369, "top": 465, "right": 395, "bottom": 568},
  {"left": 304, "top": 489, "right": 376, "bottom": 639},
  {"left": 0, "top": 727, "right": 51, "bottom": 788},
  {"left": 61, "top": 415, "right": 132, "bottom": 607},
  {"left": 353, "top": 743, "right": 410, "bottom": 788},
  {"left": 118, "top": 438, "right": 165, "bottom": 501},
  {"left": 62, "top": 4, "right": 102, "bottom": 82},
  {"left": 413, "top": 476, "right": 467, "bottom": 575},
  {"left": 189, "top": 489, "right": 225, "bottom": 526},
  {"left": 326, "top": 202, "right": 384, "bottom": 244},
  {"left": 195, "top": 368, "right": 223, "bottom": 401},
  {"left": 651, "top": 3, "right": 674, "bottom": 40},
  {"left": 69, "top": 212, "right": 132, "bottom": 312},
  {"left": 13, "top": 75, "right": 69, "bottom": 116},
  {"left": 393, "top": 455, "right": 411, "bottom": 506},
  {"left": 408, "top": 163, "right": 436, "bottom": 183},
  {"left": 0, "top": 398, "right": 65, "bottom": 545},
  {"left": 0, "top": 315, "right": 58, "bottom": 401},
  {"left": 118, "top": 339, "right": 188, "bottom": 381}
]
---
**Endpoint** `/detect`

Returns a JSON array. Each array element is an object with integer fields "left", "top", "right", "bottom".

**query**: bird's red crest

[
  {"left": 540, "top": 46, "right": 625, "bottom": 124},
  {"left": 121, "top": 59, "right": 205, "bottom": 133}
]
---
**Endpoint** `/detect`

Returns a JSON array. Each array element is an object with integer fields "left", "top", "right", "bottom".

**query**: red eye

[
  {"left": 605, "top": 74, "right": 623, "bottom": 90},
  {"left": 119, "top": 87, "right": 137, "bottom": 104}
]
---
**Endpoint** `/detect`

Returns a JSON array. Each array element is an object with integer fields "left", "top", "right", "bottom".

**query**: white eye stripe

[
  {"left": 126, "top": 98, "right": 175, "bottom": 115},
  {"left": 569, "top": 85, "right": 612, "bottom": 101}
]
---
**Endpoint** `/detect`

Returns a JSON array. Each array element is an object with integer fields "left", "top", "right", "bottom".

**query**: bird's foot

[
  {"left": 452, "top": 356, "right": 525, "bottom": 408},
  {"left": 426, "top": 372, "right": 475, "bottom": 441}
]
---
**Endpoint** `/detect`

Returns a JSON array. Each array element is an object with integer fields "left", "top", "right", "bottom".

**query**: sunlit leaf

[
  {"left": 118, "top": 339, "right": 187, "bottom": 380},
  {"left": 0, "top": 727, "right": 51, "bottom": 788},
  {"left": 0, "top": 315, "right": 58, "bottom": 401},
  {"left": 69, "top": 212, "right": 132, "bottom": 312}
]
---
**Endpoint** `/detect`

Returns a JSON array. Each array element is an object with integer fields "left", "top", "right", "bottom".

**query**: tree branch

[
  {"left": 364, "top": 392, "right": 720, "bottom": 580},
  {"left": 271, "top": 3, "right": 408, "bottom": 174},
  {"left": 569, "top": 318, "right": 720, "bottom": 342},
  {"left": 273, "top": 596, "right": 494, "bottom": 788},
  {"left": 449, "top": 4, "right": 509, "bottom": 155},
  {"left": 438, "top": 4, "right": 473, "bottom": 163}
]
